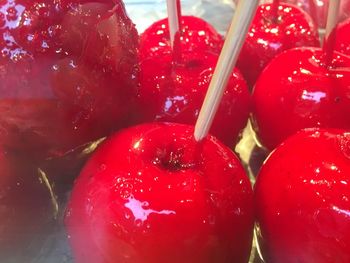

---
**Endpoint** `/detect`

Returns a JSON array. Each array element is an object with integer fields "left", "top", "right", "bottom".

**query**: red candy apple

[
  {"left": 289, "top": 0, "right": 350, "bottom": 27},
  {"left": 284, "top": 0, "right": 328, "bottom": 28},
  {"left": 255, "top": 128, "right": 350, "bottom": 262},
  {"left": 65, "top": 123, "right": 254, "bottom": 263},
  {"left": 0, "top": 0, "right": 138, "bottom": 159},
  {"left": 139, "top": 16, "right": 223, "bottom": 60},
  {"left": 252, "top": 47, "right": 350, "bottom": 151},
  {"left": 137, "top": 51, "right": 250, "bottom": 148},
  {"left": 237, "top": 3, "right": 320, "bottom": 88}
]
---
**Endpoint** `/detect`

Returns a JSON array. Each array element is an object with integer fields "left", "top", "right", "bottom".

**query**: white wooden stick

[
  {"left": 325, "top": 0, "right": 340, "bottom": 39},
  {"left": 194, "top": 0, "right": 258, "bottom": 142},
  {"left": 166, "top": 0, "right": 180, "bottom": 48}
]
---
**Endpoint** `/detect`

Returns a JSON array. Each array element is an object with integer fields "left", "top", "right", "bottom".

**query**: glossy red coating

[
  {"left": 284, "top": 0, "right": 350, "bottom": 28},
  {"left": 0, "top": 148, "right": 52, "bottom": 261},
  {"left": 137, "top": 51, "right": 251, "bottom": 148},
  {"left": 65, "top": 122, "right": 254, "bottom": 263},
  {"left": 237, "top": 3, "right": 320, "bottom": 88},
  {"left": 252, "top": 47, "right": 350, "bottom": 151},
  {"left": 284, "top": 0, "right": 328, "bottom": 28},
  {"left": 0, "top": 0, "right": 138, "bottom": 159},
  {"left": 255, "top": 129, "right": 350, "bottom": 263},
  {"left": 139, "top": 16, "right": 223, "bottom": 61}
]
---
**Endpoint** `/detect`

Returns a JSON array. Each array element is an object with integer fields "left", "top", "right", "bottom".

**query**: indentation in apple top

[
  {"left": 183, "top": 59, "right": 203, "bottom": 69},
  {"left": 154, "top": 146, "right": 196, "bottom": 172},
  {"left": 130, "top": 125, "right": 202, "bottom": 172},
  {"left": 154, "top": 138, "right": 205, "bottom": 172}
]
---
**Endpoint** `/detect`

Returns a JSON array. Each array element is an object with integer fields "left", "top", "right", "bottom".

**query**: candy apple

[
  {"left": 137, "top": 51, "right": 250, "bottom": 148},
  {"left": 252, "top": 47, "right": 350, "bottom": 151},
  {"left": 283, "top": 0, "right": 328, "bottom": 28},
  {"left": 0, "top": 148, "right": 53, "bottom": 261},
  {"left": 255, "top": 128, "right": 350, "bottom": 262},
  {"left": 279, "top": 0, "right": 350, "bottom": 29},
  {"left": 139, "top": 16, "right": 223, "bottom": 60},
  {"left": 65, "top": 123, "right": 254, "bottom": 263},
  {"left": 0, "top": 0, "right": 138, "bottom": 159},
  {"left": 237, "top": 3, "right": 320, "bottom": 88}
]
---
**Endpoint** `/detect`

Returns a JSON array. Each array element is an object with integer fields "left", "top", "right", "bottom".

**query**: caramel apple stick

[
  {"left": 325, "top": 0, "right": 340, "bottom": 40},
  {"left": 324, "top": 0, "right": 340, "bottom": 66},
  {"left": 194, "top": 0, "right": 258, "bottom": 142},
  {"left": 166, "top": 0, "right": 181, "bottom": 48},
  {"left": 271, "top": 0, "right": 280, "bottom": 20}
]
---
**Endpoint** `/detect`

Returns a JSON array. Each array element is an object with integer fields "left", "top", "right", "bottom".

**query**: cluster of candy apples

[
  {"left": 65, "top": 1, "right": 350, "bottom": 263},
  {"left": 1, "top": 0, "right": 350, "bottom": 262},
  {"left": 251, "top": 2, "right": 350, "bottom": 151},
  {"left": 250, "top": 1, "right": 350, "bottom": 262},
  {"left": 66, "top": 1, "right": 256, "bottom": 262}
]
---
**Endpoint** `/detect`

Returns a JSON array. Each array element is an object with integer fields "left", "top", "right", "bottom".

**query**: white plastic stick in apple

[
  {"left": 194, "top": 0, "right": 258, "bottom": 142},
  {"left": 325, "top": 0, "right": 340, "bottom": 39},
  {"left": 166, "top": 0, "right": 180, "bottom": 48},
  {"left": 322, "top": 0, "right": 340, "bottom": 65}
]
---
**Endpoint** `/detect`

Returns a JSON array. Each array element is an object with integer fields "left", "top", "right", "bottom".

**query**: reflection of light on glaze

[
  {"left": 257, "top": 38, "right": 268, "bottom": 47},
  {"left": 0, "top": 0, "right": 25, "bottom": 29},
  {"left": 269, "top": 42, "right": 282, "bottom": 50},
  {"left": 302, "top": 90, "right": 326, "bottom": 103},
  {"left": 332, "top": 206, "right": 350, "bottom": 218},
  {"left": 300, "top": 68, "right": 312, "bottom": 75},
  {"left": 316, "top": 0, "right": 325, "bottom": 8},
  {"left": 133, "top": 139, "right": 142, "bottom": 150},
  {"left": 2, "top": 31, "right": 28, "bottom": 60},
  {"left": 164, "top": 96, "right": 186, "bottom": 112},
  {"left": 125, "top": 195, "right": 175, "bottom": 223},
  {"left": 270, "top": 28, "right": 278, "bottom": 34}
]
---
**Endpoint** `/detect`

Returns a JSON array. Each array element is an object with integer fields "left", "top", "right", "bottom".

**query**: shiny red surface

[
  {"left": 137, "top": 51, "right": 250, "bottom": 148},
  {"left": 0, "top": 148, "right": 52, "bottom": 260},
  {"left": 252, "top": 47, "right": 350, "bottom": 151},
  {"left": 65, "top": 123, "right": 254, "bottom": 263},
  {"left": 284, "top": 0, "right": 350, "bottom": 27},
  {"left": 139, "top": 16, "right": 223, "bottom": 60},
  {"left": 237, "top": 3, "right": 320, "bottom": 88},
  {"left": 0, "top": 0, "right": 138, "bottom": 159},
  {"left": 255, "top": 129, "right": 350, "bottom": 263},
  {"left": 285, "top": 0, "right": 328, "bottom": 28}
]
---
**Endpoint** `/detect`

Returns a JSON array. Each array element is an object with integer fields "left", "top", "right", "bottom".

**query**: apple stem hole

[
  {"left": 155, "top": 147, "right": 196, "bottom": 172},
  {"left": 174, "top": 59, "right": 202, "bottom": 70}
]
